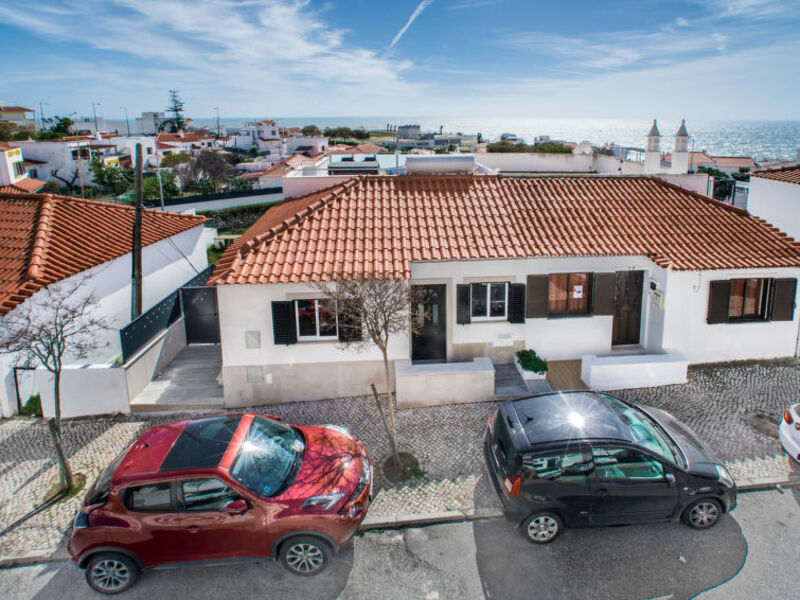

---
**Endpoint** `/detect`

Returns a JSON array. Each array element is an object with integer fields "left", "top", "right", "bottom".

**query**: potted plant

[{"left": 515, "top": 349, "right": 548, "bottom": 381}]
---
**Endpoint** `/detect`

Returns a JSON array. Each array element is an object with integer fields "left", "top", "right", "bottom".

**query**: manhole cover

[{"left": 748, "top": 412, "right": 779, "bottom": 439}]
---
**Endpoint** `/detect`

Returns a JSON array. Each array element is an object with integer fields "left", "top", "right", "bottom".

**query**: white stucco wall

[
  {"left": 746, "top": 177, "right": 800, "bottom": 241},
  {"left": 282, "top": 174, "right": 354, "bottom": 199},
  {"left": 474, "top": 152, "right": 594, "bottom": 173},
  {"left": 0, "top": 224, "right": 210, "bottom": 417},
  {"left": 661, "top": 268, "right": 800, "bottom": 363},
  {"left": 162, "top": 192, "right": 283, "bottom": 213}
]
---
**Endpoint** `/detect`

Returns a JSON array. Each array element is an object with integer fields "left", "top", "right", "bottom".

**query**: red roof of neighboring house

[
  {"left": 0, "top": 193, "right": 206, "bottom": 315},
  {"left": 751, "top": 165, "right": 800, "bottom": 185},
  {"left": 209, "top": 175, "right": 800, "bottom": 286},
  {"left": 0, "top": 178, "right": 46, "bottom": 194},
  {"left": 710, "top": 156, "right": 758, "bottom": 169},
  {"left": 0, "top": 106, "right": 34, "bottom": 113},
  {"left": 662, "top": 152, "right": 715, "bottom": 165}
]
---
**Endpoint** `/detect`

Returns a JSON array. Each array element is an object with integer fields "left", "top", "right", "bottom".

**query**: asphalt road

[{"left": 0, "top": 487, "right": 797, "bottom": 600}]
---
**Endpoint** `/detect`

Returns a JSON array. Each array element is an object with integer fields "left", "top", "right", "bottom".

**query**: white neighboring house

[
  {"left": 9, "top": 138, "right": 121, "bottom": 189},
  {"left": 156, "top": 131, "right": 217, "bottom": 156},
  {"left": 0, "top": 192, "right": 211, "bottom": 418},
  {"left": 209, "top": 174, "right": 800, "bottom": 409},
  {"left": 0, "top": 104, "right": 36, "bottom": 128},
  {"left": 223, "top": 121, "right": 284, "bottom": 155},
  {"left": 136, "top": 112, "right": 169, "bottom": 135},
  {"left": 746, "top": 166, "right": 800, "bottom": 241},
  {"left": 94, "top": 135, "right": 158, "bottom": 168},
  {"left": 0, "top": 142, "right": 46, "bottom": 193},
  {"left": 285, "top": 137, "right": 328, "bottom": 156}
]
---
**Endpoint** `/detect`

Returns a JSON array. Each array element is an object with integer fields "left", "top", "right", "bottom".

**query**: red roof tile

[
  {"left": 0, "top": 178, "right": 46, "bottom": 194},
  {"left": 752, "top": 165, "right": 800, "bottom": 185},
  {"left": 209, "top": 175, "right": 800, "bottom": 286},
  {"left": 0, "top": 193, "right": 206, "bottom": 315},
  {"left": 711, "top": 156, "right": 758, "bottom": 169}
]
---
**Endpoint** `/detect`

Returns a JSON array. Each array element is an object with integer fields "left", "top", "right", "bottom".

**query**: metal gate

[{"left": 180, "top": 287, "right": 220, "bottom": 344}]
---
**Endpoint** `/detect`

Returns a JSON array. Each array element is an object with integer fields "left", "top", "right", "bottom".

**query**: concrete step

[{"left": 130, "top": 402, "right": 225, "bottom": 414}]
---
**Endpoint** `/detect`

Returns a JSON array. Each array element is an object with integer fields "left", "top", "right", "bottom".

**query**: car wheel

[
  {"left": 683, "top": 498, "right": 723, "bottom": 529},
  {"left": 522, "top": 512, "right": 563, "bottom": 544},
  {"left": 280, "top": 535, "right": 332, "bottom": 576},
  {"left": 85, "top": 552, "right": 139, "bottom": 594}
]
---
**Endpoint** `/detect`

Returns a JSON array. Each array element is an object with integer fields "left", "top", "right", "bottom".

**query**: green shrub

[
  {"left": 516, "top": 349, "right": 548, "bottom": 374},
  {"left": 20, "top": 394, "right": 42, "bottom": 417}
]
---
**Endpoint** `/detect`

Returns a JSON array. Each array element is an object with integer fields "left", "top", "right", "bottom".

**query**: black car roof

[
  {"left": 160, "top": 414, "right": 243, "bottom": 472},
  {"left": 509, "top": 391, "right": 632, "bottom": 447}
]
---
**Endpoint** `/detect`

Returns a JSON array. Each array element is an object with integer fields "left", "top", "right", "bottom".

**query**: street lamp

[
  {"left": 92, "top": 102, "right": 102, "bottom": 133},
  {"left": 121, "top": 107, "right": 131, "bottom": 137},
  {"left": 38, "top": 102, "right": 49, "bottom": 131}
]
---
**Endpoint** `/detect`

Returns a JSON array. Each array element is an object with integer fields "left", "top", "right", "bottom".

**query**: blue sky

[{"left": 1, "top": 0, "right": 798, "bottom": 120}]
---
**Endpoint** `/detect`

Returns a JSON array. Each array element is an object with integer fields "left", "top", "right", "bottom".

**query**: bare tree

[
  {"left": 0, "top": 278, "right": 109, "bottom": 491},
  {"left": 317, "top": 278, "right": 425, "bottom": 471},
  {"left": 50, "top": 167, "right": 81, "bottom": 193}
]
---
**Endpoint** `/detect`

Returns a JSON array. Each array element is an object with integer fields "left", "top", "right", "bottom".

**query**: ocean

[{"left": 103, "top": 116, "right": 800, "bottom": 161}]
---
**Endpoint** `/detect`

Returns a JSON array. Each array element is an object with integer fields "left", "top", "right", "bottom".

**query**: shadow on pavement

[
  {"left": 473, "top": 513, "right": 746, "bottom": 600},
  {"left": 29, "top": 541, "right": 355, "bottom": 600}
]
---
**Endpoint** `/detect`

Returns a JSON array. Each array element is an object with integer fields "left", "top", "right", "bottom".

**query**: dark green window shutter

[
  {"left": 456, "top": 284, "right": 471, "bottom": 324},
  {"left": 707, "top": 281, "right": 731, "bottom": 324},
  {"left": 592, "top": 273, "right": 616, "bottom": 316},
  {"left": 526, "top": 275, "right": 549, "bottom": 318},
  {"left": 508, "top": 283, "right": 526, "bottom": 323},
  {"left": 338, "top": 299, "right": 363, "bottom": 342},
  {"left": 771, "top": 278, "right": 797, "bottom": 321},
  {"left": 271, "top": 301, "right": 297, "bottom": 345}
]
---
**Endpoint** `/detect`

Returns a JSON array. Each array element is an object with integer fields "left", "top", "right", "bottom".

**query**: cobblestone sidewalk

[{"left": 1, "top": 360, "right": 799, "bottom": 565}]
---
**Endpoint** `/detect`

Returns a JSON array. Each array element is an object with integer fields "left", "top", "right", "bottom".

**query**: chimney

[
  {"left": 177, "top": 130, "right": 185, "bottom": 139},
  {"left": 671, "top": 119, "right": 690, "bottom": 174},
  {"left": 644, "top": 119, "right": 661, "bottom": 174}
]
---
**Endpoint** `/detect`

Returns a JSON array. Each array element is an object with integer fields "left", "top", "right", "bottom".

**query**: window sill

[
  {"left": 296, "top": 336, "right": 339, "bottom": 343},
  {"left": 470, "top": 316, "right": 508, "bottom": 323}
]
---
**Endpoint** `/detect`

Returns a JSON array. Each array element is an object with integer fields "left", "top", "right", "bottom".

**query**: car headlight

[
  {"left": 301, "top": 493, "right": 345, "bottom": 511},
  {"left": 714, "top": 464, "right": 735, "bottom": 489}
]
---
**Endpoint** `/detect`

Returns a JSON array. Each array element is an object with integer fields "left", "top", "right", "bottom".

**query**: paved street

[{"left": 0, "top": 487, "right": 797, "bottom": 599}]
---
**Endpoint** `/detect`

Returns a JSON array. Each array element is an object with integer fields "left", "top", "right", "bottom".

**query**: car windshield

[
  {"left": 602, "top": 395, "right": 680, "bottom": 465},
  {"left": 229, "top": 417, "right": 304, "bottom": 497},
  {"left": 87, "top": 450, "right": 127, "bottom": 506}
]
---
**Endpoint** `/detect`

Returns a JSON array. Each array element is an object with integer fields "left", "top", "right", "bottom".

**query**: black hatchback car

[{"left": 484, "top": 391, "right": 736, "bottom": 543}]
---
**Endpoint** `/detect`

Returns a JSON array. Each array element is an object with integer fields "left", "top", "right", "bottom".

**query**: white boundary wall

[{"left": 746, "top": 177, "right": 800, "bottom": 241}]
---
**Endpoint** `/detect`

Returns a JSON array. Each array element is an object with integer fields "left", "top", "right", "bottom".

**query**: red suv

[{"left": 68, "top": 413, "right": 372, "bottom": 594}]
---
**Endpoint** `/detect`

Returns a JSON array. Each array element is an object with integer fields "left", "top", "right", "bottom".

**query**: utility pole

[
  {"left": 121, "top": 107, "right": 131, "bottom": 137},
  {"left": 39, "top": 102, "right": 49, "bottom": 130},
  {"left": 131, "top": 143, "right": 144, "bottom": 320},
  {"left": 92, "top": 102, "right": 102, "bottom": 133}
]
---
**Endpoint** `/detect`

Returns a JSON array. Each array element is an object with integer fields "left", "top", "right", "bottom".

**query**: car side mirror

[
  {"left": 665, "top": 473, "right": 676, "bottom": 487},
  {"left": 225, "top": 499, "right": 248, "bottom": 515}
]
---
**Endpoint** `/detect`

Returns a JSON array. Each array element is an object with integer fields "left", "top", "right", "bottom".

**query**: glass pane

[
  {"left": 728, "top": 279, "right": 745, "bottom": 317},
  {"left": 471, "top": 283, "right": 487, "bottom": 317},
  {"left": 592, "top": 447, "right": 664, "bottom": 480},
  {"left": 296, "top": 300, "right": 317, "bottom": 336},
  {"left": 230, "top": 417, "right": 303, "bottom": 497},
  {"left": 182, "top": 479, "right": 238, "bottom": 511},
  {"left": 568, "top": 273, "right": 589, "bottom": 313},
  {"left": 523, "top": 449, "right": 590, "bottom": 484},
  {"left": 127, "top": 483, "right": 172, "bottom": 511},
  {"left": 490, "top": 284, "right": 506, "bottom": 317},
  {"left": 318, "top": 299, "right": 337, "bottom": 337},
  {"left": 548, "top": 274, "right": 568, "bottom": 313},
  {"left": 602, "top": 394, "right": 676, "bottom": 463},
  {"left": 742, "top": 279, "right": 762, "bottom": 316}
]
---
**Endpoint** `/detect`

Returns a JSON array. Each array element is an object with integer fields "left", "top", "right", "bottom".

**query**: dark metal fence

[
  {"left": 119, "top": 265, "right": 215, "bottom": 362},
  {"left": 143, "top": 187, "right": 282, "bottom": 208}
]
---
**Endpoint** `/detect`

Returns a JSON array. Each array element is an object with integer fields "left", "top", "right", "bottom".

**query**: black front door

[
  {"left": 411, "top": 285, "right": 446, "bottom": 363},
  {"left": 181, "top": 287, "right": 220, "bottom": 344},
  {"left": 612, "top": 270, "right": 644, "bottom": 345}
]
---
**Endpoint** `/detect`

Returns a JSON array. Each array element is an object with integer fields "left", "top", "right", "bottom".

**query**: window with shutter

[
  {"left": 271, "top": 301, "right": 297, "bottom": 345},
  {"left": 592, "top": 273, "right": 616, "bottom": 316},
  {"left": 338, "top": 299, "right": 363, "bottom": 342},
  {"left": 706, "top": 281, "right": 731, "bottom": 324},
  {"left": 771, "top": 278, "right": 797, "bottom": 321},
  {"left": 456, "top": 284, "right": 471, "bottom": 324},
  {"left": 548, "top": 273, "right": 591, "bottom": 315},
  {"left": 526, "top": 275, "right": 549, "bottom": 318},
  {"left": 508, "top": 283, "right": 526, "bottom": 323}
]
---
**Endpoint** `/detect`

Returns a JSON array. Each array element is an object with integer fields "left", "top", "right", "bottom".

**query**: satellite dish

[{"left": 575, "top": 140, "right": 592, "bottom": 155}]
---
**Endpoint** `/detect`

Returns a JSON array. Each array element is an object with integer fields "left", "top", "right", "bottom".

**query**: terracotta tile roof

[
  {"left": 0, "top": 178, "right": 46, "bottom": 193},
  {"left": 710, "top": 156, "right": 758, "bottom": 169},
  {"left": 0, "top": 193, "right": 206, "bottom": 315},
  {"left": 0, "top": 106, "right": 34, "bottom": 113},
  {"left": 156, "top": 132, "right": 213, "bottom": 144},
  {"left": 0, "top": 142, "right": 14, "bottom": 150},
  {"left": 209, "top": 175, "right": 800, "bottom": 286},
  {"left": 662, "top": 152, "right": 715, "bottom": 165},
  {"left": 752, "top": 165, "right": 800, "bottom": 185}
]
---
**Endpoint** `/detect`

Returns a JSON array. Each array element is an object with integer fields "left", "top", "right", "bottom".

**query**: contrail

[{"left": 389, "top": 0, "right": 434, "bottom": 50}]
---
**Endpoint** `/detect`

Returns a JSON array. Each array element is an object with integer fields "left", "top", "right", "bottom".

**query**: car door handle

[
  {"left": 187, "top": 526, "right": 200, "bottom": 533},
  {"left": 594, "top": 489, "right": 608, "bottom": 497}
]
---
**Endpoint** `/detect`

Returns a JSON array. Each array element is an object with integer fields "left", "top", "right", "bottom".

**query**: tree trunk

[
  {"left": 381, "top": 350, "right": 401, "bottom": 467},
  {"left": 51, "top": 370, "right": 74, "bottom": 491},
  {"left": 371, "top": 383, "right": 400, "bottom": 468}
]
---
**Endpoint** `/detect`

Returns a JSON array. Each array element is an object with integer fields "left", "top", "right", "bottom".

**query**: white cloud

[{"left": 388, "top": 0, "right": 434, "bottom": 51}]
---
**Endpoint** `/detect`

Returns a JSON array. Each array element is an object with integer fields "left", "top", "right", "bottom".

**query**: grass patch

[{"left": 207, "top": 246, "right": 226, "bottom": 265}]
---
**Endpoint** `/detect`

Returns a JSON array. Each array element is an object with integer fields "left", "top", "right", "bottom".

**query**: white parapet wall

[
  {"left": 395, "top": 357, "right": 495, "bottom": 409},
  {"left": 580, "top": 350, "right": 689, "bottom": 391}
]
